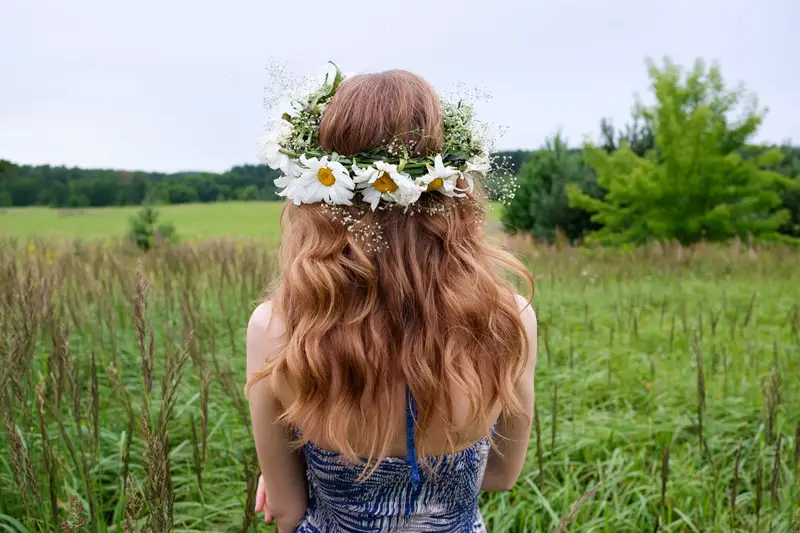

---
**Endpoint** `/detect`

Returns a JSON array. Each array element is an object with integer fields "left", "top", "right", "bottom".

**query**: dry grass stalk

[
  {"left": 106, "top": 361, "right": 136, "bottom": 485},
  {"left": 660, "top": 444, "right": 669, "bottom": 512},
  {"left": 89, "top": 351, "right": 100, "bottom": 456},
  {"left": 756, "top": 455, "right": 763, "bottom": 531},
  {"left": 607, "top": 327, "right": 614, "bottom": 393},
  {"left": 551, "top": 383, "right": 558, "bottom": 451},
  {"left": 789, "top": 303, "right": 799, "bottom": 345},
  {"left": 534, "top": 402, "right": 544, "bottom": 489},
  {"left": 200, "top": 365, "right": 210, "bottom": 462},
  {"left": 140, "top": 405, "right": 173, "bottom": 533},
  {"left": 762, "top": 363, "right": 782, "bottom": 445},
  {"left": 710, "top": 307, "right": 720, "bottom": 338},
  {"left": 770, "top": 433, "right": 782, "bottom": 511},
  {"left": 692, "top": 332, "right": 706, "bottom": 447},
  {"left": 162, "top": 331, "right": 194, "bottom": 423},
  {"left": 51, "top": 323, "right": 100, "bottom": 532},
  {"left": 36, "top": 379, "right": 59, "bottom": 526},
  {"left": 61, "top": 496, "right": 88, "bottom": 533},
  {"left": 190, "top": 414, "right": 204, "bottom": 493},
  {"left": 730, "top": 439, "right": 742, "bottom": 530},
  {"left": 122, "top": 475, "right": 143, "bottom": 533},
  {"left": 697, "top": 306, "right": 704, "bottom": 340},
  {"left": 140, "top": 330, "right": 193, "bottom": 533},
  {"left": 743, "top": 292, "right": 757, "bottom": 328},
  {"left": 1, "top": 400, "right": 39, "bottom": 517},
  {"left": 210, "top": 349, "right": 251, "bottom": 430},
  {"left": 543, "top": 325, "right": 552, "bottom": 367},
  {"left": 134, "top": 261, "right": 154, "bottom": 394},
  {"left": 669, "top": 315, "right": 675, "bottom": 353},
  {"left": 729, "top": 308, "right": 738, "bottom": 340},
  {"left": 241, "top": 448, "right": 260, "bottom": 533},
  {"left": 554, "top": 482, "right": 601, "bottom": 533},
  {"left": 793, "top": 423, "right": 800, "bottom": 473}
]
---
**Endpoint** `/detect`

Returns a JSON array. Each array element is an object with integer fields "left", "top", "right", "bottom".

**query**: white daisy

[
  {"left": 273, "top": 171, "right": 305, "bottom": 205},
  {"left": 294, "top": 155, "right": 355, "bottom": 205},
  {"left": 415, "top": 155, "right": 465, "bottom": 197},
  {"left": 257, "top": 130, "right": 294, "bottom": 174},
  {"left": 353, "top": 161, "right": 421, "bottom": 211}
]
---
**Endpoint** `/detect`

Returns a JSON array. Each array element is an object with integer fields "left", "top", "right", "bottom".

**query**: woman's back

[
  {"left": 297, "top": 383, "right": 494, "bottom": 532},
  {"left": 253, "top": 302, "right": 503, "bottom": 531},
  {"left": 246, "top": 66, "right": 537, "bottom": 532}
]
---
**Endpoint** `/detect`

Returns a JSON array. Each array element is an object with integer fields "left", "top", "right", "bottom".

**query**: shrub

[{"left": 128, "top": 205, "right": 177, "bottom": 251}]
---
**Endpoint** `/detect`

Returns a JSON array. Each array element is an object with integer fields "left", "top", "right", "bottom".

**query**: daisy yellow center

[
  {"left": 427, "top": 177, "right": 444, "bottom": 191},
  {"left": 373, "top": 171, "right": 398, "bottom": 193},
  {"left": 317, "top": 167, "right": 336, "bottom": 186}
]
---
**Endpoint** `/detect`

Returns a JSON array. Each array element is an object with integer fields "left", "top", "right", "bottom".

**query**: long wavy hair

[{"left": 248, "top": 70, "right": 533, "bottom": 471}]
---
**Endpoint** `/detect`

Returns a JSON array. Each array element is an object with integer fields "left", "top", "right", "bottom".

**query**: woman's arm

[
  {"left": 246, "top": 302, "right": 308, "bottom": 532},
  {"left": 481, "top": 294, "right": 537, "bottom": 491}
]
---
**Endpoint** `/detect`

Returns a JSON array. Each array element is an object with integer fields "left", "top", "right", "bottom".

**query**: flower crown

[{"left": 258, "top": 63, "right": 492, "bottom": 212}]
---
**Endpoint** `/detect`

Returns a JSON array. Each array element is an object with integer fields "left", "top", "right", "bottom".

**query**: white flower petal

[
  {"left": 361, "top": 188, "right": 381, "bottom": 211},
  {"left": 332, "top": 167, "right": 355, "bottom": 189},
  {"left": 274, "top": 174, "right": 293, "bottom": 188}
]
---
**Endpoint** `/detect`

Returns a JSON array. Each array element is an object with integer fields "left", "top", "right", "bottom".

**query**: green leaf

[{"left": 328, "top": 61, "right": 344, "bottom": 93}]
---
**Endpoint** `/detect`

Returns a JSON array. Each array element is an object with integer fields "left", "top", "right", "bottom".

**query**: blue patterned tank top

[{"left": 293, "top": 387, "right": 491, "bottom": 532}]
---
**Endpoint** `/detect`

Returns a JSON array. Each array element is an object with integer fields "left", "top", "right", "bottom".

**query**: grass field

[
  {"left": 0, "top": 208, "right": 799, "bottom": 532},
  {"left": 0, "top": 203, "right": 286, "bottom": 241},
  {"left": 0, "top": 202, "right": 505, "bottom": 241}
]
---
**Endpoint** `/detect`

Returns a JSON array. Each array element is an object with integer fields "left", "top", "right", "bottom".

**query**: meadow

[
  {"left": 0, "top": 205, "right": 799, "bottom": 532},
  {"left": 0, "top": 203, "right": 505, "bottom": 241},
  {"left": 0, "top": 203, "right": 286, "bottom": 241}
]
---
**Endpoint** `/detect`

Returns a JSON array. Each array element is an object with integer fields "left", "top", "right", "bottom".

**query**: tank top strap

[{"left": 404, "top": 384, "right": 421, "bottom": 486}]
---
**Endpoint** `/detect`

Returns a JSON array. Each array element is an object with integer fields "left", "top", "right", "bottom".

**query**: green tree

[
  {"left": 598, "top": 117, "right": 655, "bottom": 157},
  {"left": 128, "top": 205, "right": 177, "bottom": 251},
  {"left": 568, "top": 58, "right": 797, "bottom": 245},
  {"left": 38, "top": 181, "right": 68, "bottom": 207},
  {"left": 238, "top": 185, "right": 260, "bottom": 201},
  {"left": 166, "top": 183, "right": 199, "bottom": 204},
  {"left": 502, "top": 135, "right": 602, "bottom": 243},
  {"left": 775, "top": 144, "right": 800, "bottom": 237}
]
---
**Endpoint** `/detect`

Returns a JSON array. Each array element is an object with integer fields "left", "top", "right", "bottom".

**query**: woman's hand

[{"left": 254, "top": 474, "right": 272, "bottom": 523}]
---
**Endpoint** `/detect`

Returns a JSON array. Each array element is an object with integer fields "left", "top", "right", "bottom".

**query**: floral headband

[{"left": 257, "top": 63, "right": 495, "bottom": 212}]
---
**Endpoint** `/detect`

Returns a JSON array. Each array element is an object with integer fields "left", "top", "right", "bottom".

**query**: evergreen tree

[
  {"left": 568, "top": 58, "right": 798, "bottom": 245},
  {"left": 502, "top": 135, "right": 601, "bottom": 243}
]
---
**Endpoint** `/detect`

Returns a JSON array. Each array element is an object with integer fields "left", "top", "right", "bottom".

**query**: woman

[{"left": 246, "top": 67, "right": 537, "bottom": 532}]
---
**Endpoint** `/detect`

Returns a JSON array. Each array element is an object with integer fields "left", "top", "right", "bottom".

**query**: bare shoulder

[
  {"left": 246, "top": 301, "right": 285, "bottom": 377},
  {"left": 514, "top": 293, "right": 538, "bottom": 373},
  {"left": 248, "top": 300, "right": 285, "bottom": 336},
  {"left": 514, "top": 293, "right": 537, "bottom": 328}
]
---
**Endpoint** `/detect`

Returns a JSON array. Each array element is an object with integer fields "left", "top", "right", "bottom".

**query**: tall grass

[{"left": 0, "top": 236, "right": 798, "bottom": 532}]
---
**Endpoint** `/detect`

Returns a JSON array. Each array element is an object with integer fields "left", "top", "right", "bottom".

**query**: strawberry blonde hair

[{"left": 249, "top": 70, "right": 533, "bottom": 470}]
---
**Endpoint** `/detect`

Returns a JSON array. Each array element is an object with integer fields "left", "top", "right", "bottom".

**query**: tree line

[
  {"left": 0, "top": 161, "right": 284, "bottom": 208},
  {"left": 0, "top": 153, "right": 531, "bottom": 210}
]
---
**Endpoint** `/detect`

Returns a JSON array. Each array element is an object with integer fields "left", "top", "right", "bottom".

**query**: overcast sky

[{"left": 1, "top": 0, "right": 797, "bottom": 173}]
